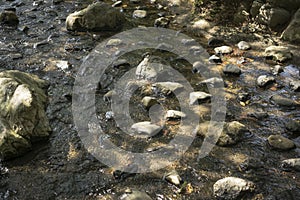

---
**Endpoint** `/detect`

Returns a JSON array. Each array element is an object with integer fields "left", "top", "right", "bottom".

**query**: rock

[
  {"left": 285, "top": 120, "right": 300, "bottom": 133},
  {"left": 0, "top": 70, "right": 50, "bottom": 159},
  {"left": 120, "top": 189, "right": 153, "bottom": 200},
  {"left": 136, "top": 56, "right": 157, "bottom": 81},
  {"left": 66, "top": 2, "right": 125, "bottom": 31},
  {"left": 270, "top": 95, "right": 298, "bottom": 107},
  {"left": 131, "top": 121, "right": 161, "bottom": 138},
  {"left": 223, "top": 64, "right": 241, "bottom": 75},
  {"left": 256, "top": 75, "right": 275, "bottom": 87},
  {"left": 281, "top": 8, "right": 300, "bottom": 43},
  {"left": 152, "top": 82, "right": 184, "bottom": 95},
  {"left": 0, "top": 10, "right": 19, "bottom": 25},
  {"left": 103, "top": 90, "right": 116, "bottom": 101},
  {"left": 189, "top": 91, "right": 211, "bottom": 105},
  {"left": 181, "top": 39, "right": 197, "bottom": 46},
  {"left": 209, "top": 55, "right": 222, "bottom": 64},
  {"left": 164, "top": 170, "right": 182, "bottom": 185},
  {"left": 264, "top": 46, "right": 293, "bottom": 62},
  {"left": 272, "top": 65, "right": 284, "bottom": 75},
  {"left": 154, "top": 17, "right": 169, "bottom": 27},
  {"left": 281, "top": 158, "right": 300, "bottom": 171},
  {"left": 213, "top": 177, "right": 255, "bottom": 200},
  {"left": 258, "top": 5, "right": 290, "bottom": 29},
  {"left": 106, "top": 39, "right": 123, "bottom": 47},
  {"left": 214, "top": 46, "right": 233, "bottom": 54},
  {"left": 237, "top": 92, "right": 251, "bottom": 103},
  {"left": 112, "top": 1, "right": 122, "bottom": 7},
  {"left": 105, "top": 111, "right": 114, "bottom": 120},
  {"left": 250, "top": 0, "right": 264, "bottom": 17},
  {"left": 290, "top": 80, "right": 300, "bottom": 91},
  {"left": 199, "top": 77, "right": 224, "bottom": 88},
  {"left": 266, "top": 0, "right": 300, "bottom": 12},
  {"left": 55, "top": 60, "right": 69, "bottom": 71},
  {"left": 113, "top": 59, "right": 130, "bottom": 68},
  {"left": 192, "top": 61, "right": 207, "bottom": 73},
  {"left": 237, "top": 41, "right": 251, "bottom": 50},
  {"left": 141, "top": 96, "right": 157, "bottom": 108},
  {"left": 191, "top": 19, "right": 212, "bottom": 30},
  {"left": 267, "top": 135, "right": 295, "bottom": 150},
  {"left": 133, "top": 10, "right": 147, "bottom": 18},
  {"left": 208, "top": 37, "right": 225, "bottom": 47},
  {"left": 197, "top": 121, "right": 247, "bottom": 146},
  {"left": 165, "top": 110, "right": 186, "bottom": 120}
]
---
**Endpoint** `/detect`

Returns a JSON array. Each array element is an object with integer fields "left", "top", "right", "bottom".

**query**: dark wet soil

[{"left": 0, "top": 0, "right": 300, "bottom": 199}]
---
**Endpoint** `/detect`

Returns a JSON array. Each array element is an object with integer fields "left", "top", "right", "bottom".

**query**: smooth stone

[
  {"left": 106, "top": 39, "right": 123, "bottom": 47},
  {"left": 164, "top": 170, "right": 182, "bottom": 185},
  {"left": 181, "top": 39, "right": 197, "bottom": 46},
  {"left": 0, "top": 10, "right": 19, "bottom": 25},
  {"left": 133, "top": 10, "right": 147, "bottom": 18},
  {"left": 208, "top": 37, "right": 225, "bottom": 47},
  {"left": 213, "top": 177, "right": 255, "bottom": 200},
  {"left": 66, "top": 2, "right": 125, "bottom": 31},
  {"left": 136, "top": 56, "right": 157, "bottom": 82},
  {"left": 131, "top": 121, "right": 161, "bottom": 138},
  {"left": 290, "top": 80, "right": 300, "bottom": 91},
  {"left": 256, "top": 75, "right": 275, "bottom": 87},
  {"left": 197, "top": 121, "right": 247, "bottom": 146},
  {"left": 214, "top": 46, "right": 233, "bottom": 54},
  {"left": 154, "top": 17, "right": 169, "bottom": 27},
  {"left": 191, "top": 19, "right": 212, "bottom": 30},
  {"left": 152, "top": 82, "right": 184, "bottom": 95},
  {"left": 272, "top": 65, "right": 284, "bottom": 75},
  {"left": 142, "top": 96, "right": 157, "bottom": 108},
  {"left": 270, "top": 95, "right": 298, "bottom": 107},
  {"left": 189, "top": 92, "right": 211, "bottom": 105},
  {"left": 165, "top": 110, "right": 186, "bottom": 120},
  {"left": 264, "top": 46, "right": 292, "bottom": 62},
  {"left": 237, "top": 41, "right": 251, "bottom": 50},
  {"left": 223, "top": 64, "right": 241, "bottom": 75},
  {"left": 112, "top": 1, "right": 122, "bottom": 7},
  {"left": 209, "top": 55, "right": 222, "bottom": 63},
  {"left": 120, "top": 190, "right": 153, "bottom": 200},
  {"left": 281, "top": 158, "right": 300, "bottom": 171},
  {"left": 267, "top": 135, "right": 295, "bottom": 150}
]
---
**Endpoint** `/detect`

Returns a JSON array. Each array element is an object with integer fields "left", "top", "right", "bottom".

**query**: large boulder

[
  {"left": 66, "top": 2, "right": 126, "bottom": 31},
  {"left": 281, "top": 8, "right": 300, "bottom": 43},
  {"left": 258, "top": 4, "right": 291, "bottom": 29},
  {"left": 266, "top": 0, "right": 300, "bottom": 12},
  {"left": 0, "top": 70, "right": 50, "bottom": 159}
]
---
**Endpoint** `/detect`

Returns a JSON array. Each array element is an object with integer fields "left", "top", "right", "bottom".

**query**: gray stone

[
  {"left": 281, "top": 158, "right": 300, "bottom": 171},
  {"left": 270, "top": 95, "right": 298, "bottom": 107},
  {"left": 237, "top": 41, "right": 251, "bottom": 50},
  {"left": 136, "top": 56, "right": 157, "bottom": 81},
  {"left": 0, "top": 10, "right": 19, "bottom": 25},
  {"left": 290, "top": 80, "right": 300, "bottom": 91},
  {"left": 213, "top": 177, "right": 255, "bottom": 200},
  {"left": 209, "top": 55, "right": 222, "bottom": 64},
  {"left": 164, "top": 170, "right": 182, "bottom": 185},
  {"left": 191, "top": 19, "right": 212, "bottom": 30},
  {"left": 66, "top": 2, "right": 125, "bottom": 31},
  {"left": 103, "top": 90, "right": 116, "bottom": 101},
  {"left": 285, "top": 120, "right": 300, "bottom": 133},
  {"left": 267, "top": 135, "right": 295, "bottom": 150},
  {"left": 154, "top": 17, "right": 169, "bottom": 27},
  {"left": 272, "top": 65, "right": 284, "bottom": 75},
  {"left": 131, "top": 121, "right": 161, "bottom": 138},
  {"left": 181, "top": 39, "right": 197, "bottom": 46},
  {"left": 0, "top": 70, "right": 50, "bottom": 159},
  {"left": 106, "top": 39, "right": 123, "bottom": 47},
  {"left": 214, "top": 46, "right": 233, "bottom": 54},
  {"left": 256, "top": 75, "right": 275, "bottom": 87},
  {"left": 199, "top": 77, "right": 224, "bottom": 88},
  {"left": 165, "top": 110, "right": 186, "bottom": 120},
  {"left": 197, "top": 121, "right": 247, "bottom": 146},
  {"left": 152, "top": 82, "right": 184, "bottom": 95},
  {"left": 264, "top": 46, "right": 292, "bottom": 62},
  {"left": 258, "top": 4, "right": 291, "bottom": 29},
  {"left": 141, "top": 96, "right": 157, "bottom": 108},
  {"left": 281, "top": 8, "right": 300, "bottom": 43},
  {"left": 266, "top": 0, "right": 300, "bottom": 12},
  {"left": 133, "top": 10, "right": 147, "bottom": 18},
  {"left": 189, "top": 91, "right": 211, "bottom": 105},
  {"left": 223, "top": 64, "right": 241, "bottom": 75},
  {"left": 208, "top": 37, "right": 225, "bottom": 47},
  {"left": 250, "top": 0, "right": 264, "bottom": 18},
  {"left": 120, "top": 189, "right": 153, "bottom": 200}
]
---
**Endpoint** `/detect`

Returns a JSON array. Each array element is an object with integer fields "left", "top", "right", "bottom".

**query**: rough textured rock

[
  {"left": 66, "top": 2, "right": 125, "bottom": 31},
  {"left": 258, "top": 4, "right": 291, "bottom": 29},
  {"left": 164, "top": 170, "right": 182, "bottom": 185},
  {"left": 270, "top": 95, "right": 298, "bottom": 107},
  {"left": 285, "top": 119, "right": 300, "bottom": 133},
  {"left": 136, "top": 56, "right": 157, "bottom": 81},
  {"left": 267, "top": 135, "right": 295, "bottom": 150},
  {"left": 250, "top": 0, "right": 264, "bottom": 18},
  {"left": 0, "top": 9, "right": 19, "bottom": 26},
  {"left": 131, "top": 121, "right": 161, "bottom": 138},
  {"left": 142, "top": 96, "right": 157, "bottom": 108},
  {"left": 281, "top": 8, "right": 300, "bottom": 43},
  {"left": 214, "top": 46, "right": 233, "bottom": 54},
  {"left": 154, "top": 17, "right": 170, "bottom": 27},
  {"left": 189, "top": 92, "right": 211, "bottom": 105},
  {"left": 256, "top": 75, "right": 275, "bottom": 87},
  {"left": 290, "top": 80, "right": 300, "bottom": 91},
  {"left": 152, "top": 82, "right": 184, "bottom": 95},
  {"left": 0, "top": 70, "right": 50, "bottom": 159},
  {"left": 197, "top": 121, "right": 247, "bottom": 146},
  {"left": 213, "top": 177, "right": 255, "bottom": 200},
  {"left": 266, "top": 0, "right": 300, "bottom": 12},
  {"left": 165, "top": 110, "right": 186, "bottom": 120},
  {"left": 264, "top": 46, "right": 292, "bottom": 62},
  {"left": 281, "top": 158, "right": 300, "bottom": 171},
  {"left": 223, "top": 64, "right": 241, "bottom": 75}
]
